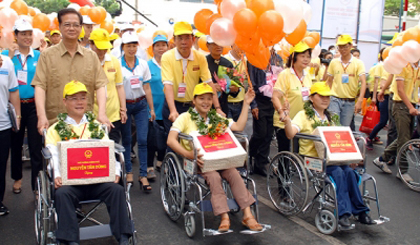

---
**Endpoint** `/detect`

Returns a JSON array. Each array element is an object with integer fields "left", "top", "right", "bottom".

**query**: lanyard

[
  {"left": 124, "top": 56, "right": 136, "bottom": 75},
  {"left": 70, "top": 123, "right": 87, "bottom": 139},
  {"left": 341, "top": 61, "right": 350, "bottom": 74},
  {"left": 181, "top": 60, "right": 189, "bottom": 83},
  {"left": 17, "top": 54, "right": 28, "bottom": 70},
  {"left": 292, "top": 68, "right": 304, "bottom": 84}
]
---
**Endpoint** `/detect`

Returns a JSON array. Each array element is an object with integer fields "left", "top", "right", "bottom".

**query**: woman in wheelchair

[
  {"left": 282, "top": 82, "right": 375, "bottom": 229},
  {"left": 167, "top": 83, "right": 263, "bottom": 232},
  {"left": 45, "top": 81, "right": 132, "bottom": 245}
]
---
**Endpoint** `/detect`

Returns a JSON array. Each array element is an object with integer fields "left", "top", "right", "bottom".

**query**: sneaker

[
  {"left": 373, "top": 157, "right": 392, "bottom": 174},
  {"left": 130, "top": 151, "right": 136, "bottom": 159},
  {"left": 0, "top": 204, "right": 9, "bottom": 216},
  {"left": 357, "top": 212, "right": 375, "bottom": 225},
  {"left": 396, "top": 173, "right": 414, "bottom": 183},
  {"left": 366, "top": 138, "right": 374, "bottom": 150},
  {"left": 373, "top": 137, "right": 383, "bottom": 145},
  {"left": 338, "top": 214, "right": 352, "bottom": 228}
]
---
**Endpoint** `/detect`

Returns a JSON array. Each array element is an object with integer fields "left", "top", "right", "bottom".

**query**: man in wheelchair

[
  {"left": 45, "top": 81, "right": 132, "bottom": 245},
  {"left": 281, "top": 82, "right": 375, "bottom": 229},
  {"left": 167, "top": 83, "right": 263, "bottom": 232}
]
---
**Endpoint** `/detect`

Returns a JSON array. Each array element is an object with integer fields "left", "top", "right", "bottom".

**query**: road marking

[{"left": 257, "top": 194, "right": 347, "bottom": 245}]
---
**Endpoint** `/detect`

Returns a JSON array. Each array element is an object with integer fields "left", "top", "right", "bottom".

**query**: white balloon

[
  {"left": 388, "top": 46, "right": 408, "bottom": 69},
  {"left": 33, "top": 8, "right": 41, "bottom": 15},
  {"left": 301, "top": 2, "right": 312, "bottom": 24},
  {"left": 105, "top": 12, "right": 112, "bottom": 22},
  {"left": 210, "top": 18, "right": 237, "bottom": 47},
  {"left": 138, "top": 27, "right": 154, "bottom": 49},
  {"left": 401, "top": 40, "right": 420, "bottom": 63},
  {"left": 274, "top": 0, "right": 304, "bottom": 34},
  {"left": 67, "top": 3, "right": 81, "bottom": 11},
  {"left": 113, "top": 38, "right": 122, "bottom": 50},
  {"left": 312, "top": 45, "right": 321, "bottom": 58},
  {"left": 383, "top": 59, "right": 403, "bottom": 75},
  {"left": 31, "top": 28, "right": 44, "bottom": 49}
]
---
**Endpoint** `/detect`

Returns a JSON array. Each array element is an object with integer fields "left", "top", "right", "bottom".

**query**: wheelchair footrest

[
  {"left": 337, "top": 223, "right": 355, "bottom": 231},
  {"left": 239, "top": 224, "right": 271, "bottom": 234},
  {"left": 373, "top": 216, "right": 390, "bottom": 225},
  {"left": 203, "top": 229, "right": 233, "bottom": 236},
  {"left": 80, "top": 224, "right": 112, "bottom": 240}
]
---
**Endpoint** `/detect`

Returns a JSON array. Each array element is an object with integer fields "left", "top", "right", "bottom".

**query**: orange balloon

[
  {"left": 198, "top": 36, "right": 209, "bottom": 52},
  {"left": 28, "top": 7, "right": 36, "bottom": 17},
  {"left": 214, "top": 0, "right": 223, "bottom": 4},
  {"left": 147, "top": 45, "right": 153, "bottom": 58},
  {"left": 205, "top": 13, "right": 222, "bottom": 35},
  {"left": 247, "top": 0, "right": 274, "bottom": 19},
  {"left": 382, "top": 46, "right": 391, "bottom": 60},
  {"left": 10, "top": 0, "right": 28, "bottom": 15},
  {"left": 194, "top": 9, "right": 213, "bottom": 34},
  {"left": 285, "top": 19, "right": 307, "bottom": 46},
  {"left": 100, "top": 21, "right": 114, "bottom": 34},
  {"left": 80, "top": 6, "right": 90, "bottom": 15},
  {"left": 402, "top": 27, "right": 420, "bottom": 43},
  {"left": 258, "top": 10, "right": 284, "bottom": 47},
  {"left": 246, "top": 41, "right": 270, "bottom": 70},
  {"left": 233, "top": 8, "right": 258, "bottom": 37},
  {"left": 33, "top": 13, "right": 50, "bottom": 32},
  {"left": 308, "top": 32, "right": 320, "bottom": 45},
  {"left": 88, "top": 7, "right": 103, "bottom": 24},
  {"left": 53, "top": 17, "right": 59, "bottom": 27},
  {"left": 136, "top": 26, "right": 145, "bottom": 33},
  {"left": 303, "top": 36, "right": 316, "bottom": 49},
  {"left": 48, "top": 22, "right": 58, "bottom": 31},
  {"left": 392, "top": 37, "right": 403, "bottom": 47},
  {"left": 235, "top": 32, "right": 260, "bottom": 53},
  {"left": 97, "top": 6, "right": 107, "bottom": 23},
  {"left": 222, "top": 46, "right": 231, "bottom": 55}
]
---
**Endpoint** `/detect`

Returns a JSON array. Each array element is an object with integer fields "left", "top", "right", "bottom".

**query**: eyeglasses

[
  {"left": 66, "top": 97, "right": 87, "bottom": 102},
  {"left": 338, "top": 45, "right": 351, "bottom": 50},
  {"left": 63, "top": 23, "right": 81, "bottom": 29}
]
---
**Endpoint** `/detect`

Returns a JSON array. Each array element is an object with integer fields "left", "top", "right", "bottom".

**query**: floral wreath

[
  {"left": 303, "top": 101, "right": 340, "bottom": 128},
  {"left": 55, "top": 111, "right": 105, "bottom": 141},
  {"left": 188, "top": 107, "right": 229, "bottom": 139}
]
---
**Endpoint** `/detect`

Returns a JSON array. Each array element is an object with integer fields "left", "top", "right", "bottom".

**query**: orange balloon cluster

[
  {"left": 100, "top": 21, "right": 114, "bottom": 34},
  {"left": 10, "top": 0, "right": 28, "bottom": 15},
  {"left": 33, "top": 13, "right": 50, "bottom": 32}
]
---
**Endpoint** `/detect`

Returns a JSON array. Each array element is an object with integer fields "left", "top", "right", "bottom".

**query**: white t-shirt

[
  {"left": 120, "top": 57, "right": 152, "bottom": 100},
  {"left": 0, "top": 55, "right": 18, "bottom": 131}
]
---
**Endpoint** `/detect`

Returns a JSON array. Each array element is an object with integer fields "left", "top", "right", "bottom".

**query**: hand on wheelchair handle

[
  {"left": 55, "top": 177, "right": 62, "bottom": 189},
  {"left": 186, "top": 148, "right": 204, "bottom": 168}
]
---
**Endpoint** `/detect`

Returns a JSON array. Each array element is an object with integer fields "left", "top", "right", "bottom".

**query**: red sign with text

[
  {"left": 323, "top": 131, "right": 357, "bottom": 153},
  {"left": 197, "top": 133, "right": 237, "bottom": 153},
  {"left": 67, "top": 147, "right": 110, "bottom": 179}
]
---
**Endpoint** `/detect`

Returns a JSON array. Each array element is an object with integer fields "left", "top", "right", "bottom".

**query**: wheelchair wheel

[
  {"left": 396, "top": 139, "right": 420, "bottom": 192},
  {"left": 315, "top": 209, "right": 337, "bottom": 235},
  {"left": 267, "top": 152, "right": 309, "bottom": 216},
  {"left": 184, "top": 213, "right": 196, "bottom": 238},
  {"left": 160, "top": 152, "right": 185, "bottom": 221},
  {"left": 34, "top": 171, "right": 50, "bottom": 245}
]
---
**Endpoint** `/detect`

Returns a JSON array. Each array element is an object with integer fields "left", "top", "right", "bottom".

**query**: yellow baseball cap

[
  {"left": 79, "top": 26, "right": 85, "bottom": 39},
  {"left": 109, "top": 33, "right": 119, "bottom": 41},
  {"left": 336, "top": 34, "right": 353, "bottom": 45},
  {"left": 310, "top": 82, "right": 332, "bottom": 96},
  {"left": 89, "top": 28, "right": 113, "bottom": 50},
  {"left": 174, "top": 21, "right": 193, "bottom": 36},
  {"left": 193, "top": 83, "right": 214, "bottom": 96},
  {"left": 194, "top": 31, "right": 205, "bottom": 38},
  {"left": 44, "top": 37, "right": 51, "bottom": 43},
  {"left": 63, "top": 80, "right": 88, "bottom": 98},
  {"left": 290, "top": 41, "right": 311, "bottom": 54},
  {"left": 50, "top": 30, "right": 61, "bottom": 36},
  {"left": 387, "top": 33, "right": 399, "bottom": 44}
]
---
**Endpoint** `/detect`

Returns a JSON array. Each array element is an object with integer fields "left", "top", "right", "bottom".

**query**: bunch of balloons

[
  {"left": 383, "top": 26, "right": 420, "bottom": 74},
  {"left": 194, "top": 0, "right": 319, "bottom": 69}
]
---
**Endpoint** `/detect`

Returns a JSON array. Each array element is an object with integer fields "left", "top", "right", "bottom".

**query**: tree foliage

[
  {"left": 26, "top": 0, "right": 121, "bottom": 16},
  {"left": 384, "top": 0, "right": 420, "bottom": 17}
]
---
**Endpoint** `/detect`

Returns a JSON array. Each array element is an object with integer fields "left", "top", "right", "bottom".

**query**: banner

[{"left": 67, "top": 147, "right": 109, "bottom": 179}]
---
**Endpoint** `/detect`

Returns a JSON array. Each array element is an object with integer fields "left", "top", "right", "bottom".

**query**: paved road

[{"left": 1, "top": 114, "right": 420, "bottom": 245}]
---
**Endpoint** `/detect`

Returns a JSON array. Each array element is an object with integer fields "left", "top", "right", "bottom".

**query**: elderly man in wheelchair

[
  {"left": 280, "top": 82, "right": 375, "bottom": 229},
  {"left": 44, "top": 81, "right": 132, "bottom": 245},
  {"left": 167, "top": 83, "right": 263, "bottom": 232}
]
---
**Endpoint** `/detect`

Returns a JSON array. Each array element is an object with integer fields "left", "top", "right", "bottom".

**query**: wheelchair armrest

[
  {"left": 232, "top": 131, "right": 248, "bottom": 139},
  {"left": 295, "top": 133, "right": 323, "bottom": 142},
  {"left": 42, "top": 147, "right": 52, "bottom": 160},
  {"left": 114, "top": 143, "right": 125, "bottom": 153},
  {"left": 179, "top": 133, "right": 193, "bottom": 141}
]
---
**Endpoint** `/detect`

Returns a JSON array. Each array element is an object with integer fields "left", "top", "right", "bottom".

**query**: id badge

[
  {"left": 178, "top": 83, "right": 186, "bottom": 98},
  {"left": 301, "top": 87, "right": 310, "bottom": 101},
  {"left": 17, "top": 70, "right": 28, "bottom": 85},
  {"left": 130, "top": 76, "right": 141, "bottom": 89},
  {"left": 341, "top": 74, "right": 349, "bottom": 84}
]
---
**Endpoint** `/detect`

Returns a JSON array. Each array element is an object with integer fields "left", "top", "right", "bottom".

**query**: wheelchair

[
  {"left": 267, "top": 132, "right": 389, "bottom": 235},
  {"left": 160, "top": 132, "right": 271, "bottom": 238},
  {"left": 34, "top": 130, "right": 138, "bottom": 245}
]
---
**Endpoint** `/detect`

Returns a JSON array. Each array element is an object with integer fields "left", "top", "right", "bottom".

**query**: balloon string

[{"left": 242, "top": 54, "right": 253, "bottom": 90}]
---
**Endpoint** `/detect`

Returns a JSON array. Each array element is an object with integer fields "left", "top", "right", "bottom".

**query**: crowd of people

[{"left": 0, "top": 6, "right": 417, "bottom": 245}]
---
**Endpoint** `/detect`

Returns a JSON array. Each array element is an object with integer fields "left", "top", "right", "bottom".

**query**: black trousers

[
  {"left": 249, "top": 97, "right": 274, "bottom": 169},
  {"left": 55, "top": 183, "right": 132, "bottom": 243},
  {"left": 109, "top": 120, "right": 122, "bottom": 144},
  {"left": 10, "top": 102, "right": 42, "bottom": 190},
  {"left": 0, "top": 129, "right": 12, "bottom": 203},
  {"left": 147, "top": 120, "right": 166, "bottom": 167},
  {"left": 162, "top": 100, "right": 192, "bottom": 137}
]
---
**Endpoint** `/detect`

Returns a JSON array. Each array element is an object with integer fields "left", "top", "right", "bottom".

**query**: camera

[{"left": 320, "top": 58, "right": 332, "bottom": 65}]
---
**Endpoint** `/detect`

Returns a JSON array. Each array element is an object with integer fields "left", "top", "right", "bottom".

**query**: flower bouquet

[{"left": 213, "top": 65, "right": 247, "bottom": 97}]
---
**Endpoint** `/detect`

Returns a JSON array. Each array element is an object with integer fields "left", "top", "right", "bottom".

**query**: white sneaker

[
  {"left": 396, "top": 173, "right": 414, "bottom": 183},
  {"left": 373, "top": 157, "right": 392, "bottom": 174}
]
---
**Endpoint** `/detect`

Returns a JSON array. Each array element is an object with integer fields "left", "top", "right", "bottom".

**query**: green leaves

[
  {"left": 189, "top": 107, "right": 229, "bottom": 139},
  {"left": 55, "top": 112, "right": 105, "bottom": 141}
]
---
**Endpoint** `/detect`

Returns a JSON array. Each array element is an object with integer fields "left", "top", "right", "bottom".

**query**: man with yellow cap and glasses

[
  {"left": 50, "top": 30, "right": 61, "bottom": 46},
  {"left": 45, "top": 80, "right": 132, "bottom": 245},
  {"left": 161, "top": 21, "right": 223, "bottom": 137},
  {"left": 326, "top": 34, "right": 367, "bottom": 127},
  {"left": 89, "top": 28, "right": 127, "bottom": 144}
]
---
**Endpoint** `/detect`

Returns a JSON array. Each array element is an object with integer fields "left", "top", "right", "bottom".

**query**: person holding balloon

[
  {"left": 326, "top": 34, "right": 367, "bottom": 127},
  {"left": 1, "top": 19, "right": 42, "bottom": 196}
]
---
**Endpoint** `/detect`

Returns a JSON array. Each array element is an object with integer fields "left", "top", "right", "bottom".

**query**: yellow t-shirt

[
  {"left": 224, "top": 53, "right": 246, "bottom": 103},
  {"left": 374, "top": 63, "right": 390, "bottom": 95},
  {"left": 367, "top": 65, "right": 378, "bottom": 92},
  {"left": 171, "top": 111, "right": 233, "bottom": 150},
  {"left": 161, "top": 48, "right": 212, "bottom": 102},
  {"left": 327, "top": 56, "right": 366, "bottom": 98},
  {"left": 93, "top": 54, "right": 123, "bottom": 123},
  {"left": 316, "top": 65, "right": 326, "bottom": 82},
  {"left": 273, "top": 68, "right": 312, "bottom": 128},
  {"left": 291, "top": 110, "right": 322, "bottom": 158},
  {"left": 390, "top": 64, "right": 420, "bottom": 104}
]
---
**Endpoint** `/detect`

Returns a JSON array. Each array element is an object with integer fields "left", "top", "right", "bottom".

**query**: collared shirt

[
  {"left": 147, "top": 58, "right": 164, "bottom": 120},
  {"left": 273, "top": 68, "right": 312, "bottom": 128},
  {"left": 45, "top": 114, "right": 120, "bottom": 178},
  {"left": 1, "top": 48, "right": 40, "bottom": 99},
  {"left": 120, "top": 56, "right": 151, "bottom": 100},
  {"left": 390, "top": 63, "right": 420, "bottom": 104},
  {"left": 0, "top": 55, "right": 18, "bottom": 131},
  {"left": 225, "top": 52, "right": 246, "bottom": 103},
  {"left": 31, "top": 41, "right": 108, "bottom": 125},
  {"left": 93, "top": 54, "right": 123, "bottom": 123},
  {"left": 161, "top": 48, "right": 212, "bottom": 102},
  {"left": 327, "top": 55, "right": 366, "bottom": 99},
  {"left": 291, "top": 110, "right": 324, "bottom": 158}
]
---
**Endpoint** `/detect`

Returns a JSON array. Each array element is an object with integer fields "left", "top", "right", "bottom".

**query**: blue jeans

[
  {"left": 228, "top": 102, "right": 243, "bottom": 121},
  {"left": 328, "top": 97, "right": 355, "bottom": 127},
  {"left": 121, "top": 100, "right": 148, "bottom": 177},
  {"left": 369, "top": 95, "right": 389, "bottom": 140},
  {"left": 327, "top": 166, "right": 369, "bottom": 217}
]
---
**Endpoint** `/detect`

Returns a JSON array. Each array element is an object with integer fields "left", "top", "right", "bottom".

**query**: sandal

[
  {"left": 242, "top": 216, "right": 263, "bottom": 231},
  {"left": 139, "top": 177, "right": 152, "bottom": 193},
  {"left": 13, "top": 180, "right": 22, "bottom": 194},
  {"left": 126, "top": 173, "right": 134, "bottom": 183},
  {"left": 218, "top": 217, "right": 230, "bottom": 232}
]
